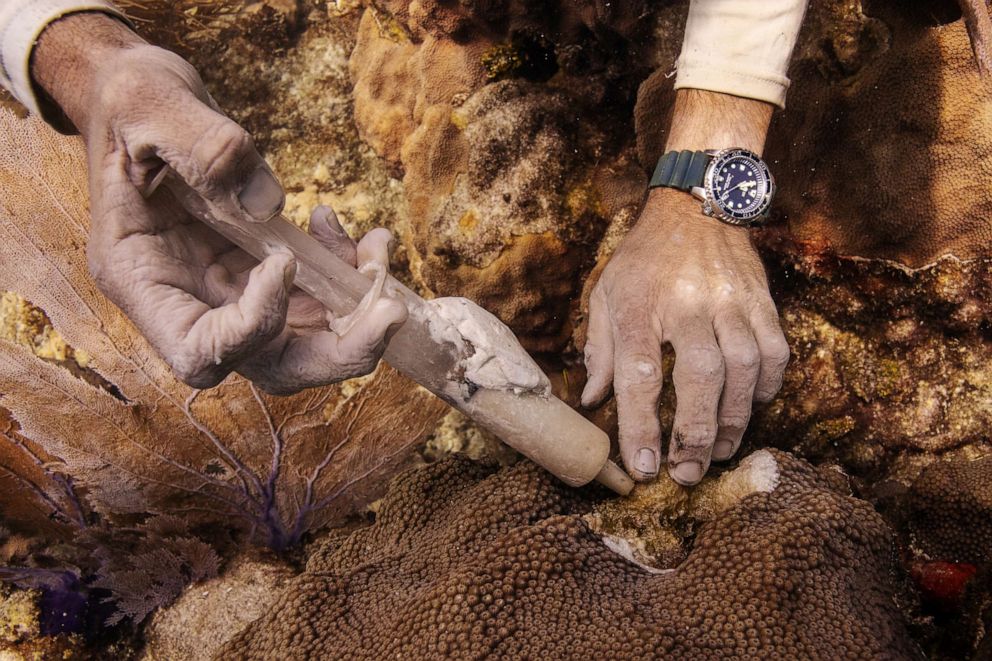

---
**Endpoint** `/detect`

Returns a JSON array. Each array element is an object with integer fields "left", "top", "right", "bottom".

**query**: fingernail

[
  {"left": 312, "top": 206, "right": 345, "bottom": 234},
  {"left": 633, "top": 448, "right": 658, "bottom": 477},
  {"left": 239, "top": 166, "right": 284, "bottom": 221},
  {"left": 712, "top": 439, "right": 734, "bottom": 461},
  {"left": 282, "top": 259, "right": 297, "bottom": 288},
  {"left": 326, "top": 214, "right": 347, "bottom": 235},
  {"left": 579, "top": 386, "right": 593, "bottom": 408},
  {"left": 671, "top": 461, "right": 702, "bottom": 485}
]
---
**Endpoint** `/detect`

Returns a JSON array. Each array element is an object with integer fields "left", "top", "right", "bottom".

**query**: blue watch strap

[{"left": 649, "top": 150, "right": 711, "bottom": 191}]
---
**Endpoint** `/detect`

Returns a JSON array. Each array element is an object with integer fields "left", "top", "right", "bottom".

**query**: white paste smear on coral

[{"left": 428, "top": 297, "right": 550, "bottom": 395}]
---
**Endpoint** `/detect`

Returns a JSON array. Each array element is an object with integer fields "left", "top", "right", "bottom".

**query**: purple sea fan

[{"left": 0, "top": 110, "right": 447, "bottom": 551}]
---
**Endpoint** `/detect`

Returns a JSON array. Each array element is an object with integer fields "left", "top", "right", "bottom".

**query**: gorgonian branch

[{"left": 959, "top": 0, "right": 992, "bottom": 75}]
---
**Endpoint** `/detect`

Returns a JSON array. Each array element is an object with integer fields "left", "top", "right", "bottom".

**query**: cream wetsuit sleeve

[
  {"left": 0, "top": 0, "right": 129, "bottom": 127},
  {"left": 675, "top": 0, "right": 809, "bottom": 109}
]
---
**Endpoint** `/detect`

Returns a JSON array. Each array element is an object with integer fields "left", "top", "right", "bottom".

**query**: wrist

[
  {"left": 644, "top": 187, "right": 743, "bottom": 227},
  {"left": 32, "top": 12, "right": 144, "bottom": 132},
  {"left": 664, "top": 89, "right": 773, "bottom": 155},
  {"left": 641, "top": 186, "right": 751, "bottom": 239}
]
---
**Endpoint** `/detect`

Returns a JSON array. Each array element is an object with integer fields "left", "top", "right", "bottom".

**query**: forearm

[
  {"left": 33, "top": 12, "right": 144, "bottom": 133},
  {"left": 0, "top": 0, "right": 133, "bottom": 131},
  {"left": 665, "top": 89, "right": 773, "bottom": 156}
]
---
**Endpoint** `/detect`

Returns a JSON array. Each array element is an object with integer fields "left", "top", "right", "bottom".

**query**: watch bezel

[{"left": 701, "top": 148, "right": 775, "bottom": 226}]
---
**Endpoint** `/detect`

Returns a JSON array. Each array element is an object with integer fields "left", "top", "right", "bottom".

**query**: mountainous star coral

[{"left": 222, "top": 450, "right": 921, "bottom": 660}]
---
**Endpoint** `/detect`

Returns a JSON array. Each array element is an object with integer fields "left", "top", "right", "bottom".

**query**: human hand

[
  {"left": 32, "top": 14, "right": 406, "bottom": 393},
  {"left": 581, "top": 188, "right": 789, "bottom": 485}
]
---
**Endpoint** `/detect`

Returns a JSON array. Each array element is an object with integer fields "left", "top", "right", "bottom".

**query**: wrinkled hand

[
  {"left": 48, "top": 40, "right": 406, "bottom": 393},
  {"left": 582, "top": 188, "right": 789, "bottom": 485}
]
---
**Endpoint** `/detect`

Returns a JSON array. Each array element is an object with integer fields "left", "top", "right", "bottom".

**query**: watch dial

[{"left": 709, "top": 150, "right": 773, "bottom": 223}]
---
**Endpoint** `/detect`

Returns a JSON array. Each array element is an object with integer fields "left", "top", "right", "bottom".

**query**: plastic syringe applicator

[{"left": 162, "top": 175, "right": 634, "bottom": 496}]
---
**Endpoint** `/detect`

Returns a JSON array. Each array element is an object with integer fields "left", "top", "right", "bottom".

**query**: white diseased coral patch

[
  {"left": 741, "top": 449, "right": 781, "bottom": 494},
  {"left": 600, "top": 534, "right": 673, "bottom": 575}
]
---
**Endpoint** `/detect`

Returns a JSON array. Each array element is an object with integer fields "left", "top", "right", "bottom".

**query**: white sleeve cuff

[
  {"left": 0, "top": 0, "right": 130, "bottom": 121},
  {"left": 673, "top": 0, "right": 808, "bottom": 110},
  {"left": 674, "top": 56, "right": 791, "bottom": 109}
]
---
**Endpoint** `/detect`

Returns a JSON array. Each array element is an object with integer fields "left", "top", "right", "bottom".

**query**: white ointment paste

[{"left": 428, "top": 297, "right": 550, "bottom": 396}]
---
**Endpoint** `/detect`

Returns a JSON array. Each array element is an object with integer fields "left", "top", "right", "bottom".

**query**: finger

[
  {"left": 612, "top": 310, "right": 664, "bottom": 482},
  {"left": 580, "top": 286, "right": 615, "bottom": 408},
  {"left": 711, "top": 310, "right": 760, "bottom": 462},
  {"left": 322, "top": 227, "right": 395, "bottom": 338},
  {"left": 126, "top": 91, "right": 284, "bottom": 222},
  {"left": 356, "top": 228, "right": 393, "bottom": 271},
  {"left": 666, "top": 318, "right": 725, "bottom": 486},
  {"left": 750, "top": 302, "right": 790, "bottom": 402},
  {"left": 243, "top": 296, "right": 408, "bottom": 394},
  {"left": 309, "top": 206, "right": 358, "bottom": 267},
  {"left": 173, "top": 252, "right": 296, "bottom": 387}
]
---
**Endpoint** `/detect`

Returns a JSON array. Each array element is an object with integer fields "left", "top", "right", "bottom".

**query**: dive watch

[{"left": 648, "top": 148, "right": 775, "bottom": 227}]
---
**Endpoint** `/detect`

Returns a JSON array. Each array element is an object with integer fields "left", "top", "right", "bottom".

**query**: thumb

[
  {"left": 355, "top": 228, "right": 394, "bottom": 272},
  {"left": 125, "top": 89, "right": 284, "bottom": 222}
]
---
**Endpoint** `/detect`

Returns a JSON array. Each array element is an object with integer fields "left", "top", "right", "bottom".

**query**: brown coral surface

[
  {"left": 906, "top": 455, "right": 992, "bottom": 565},
  {"left": 221, "top": 451, "right": 921, "bottom": 660}
]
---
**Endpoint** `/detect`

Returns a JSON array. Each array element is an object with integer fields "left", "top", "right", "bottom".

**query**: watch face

[{"left": 706, "top": 149, "right": 774, "bottom": 224}]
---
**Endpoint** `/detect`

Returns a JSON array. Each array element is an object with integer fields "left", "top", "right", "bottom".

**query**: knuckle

[
  {"left": 725, "top": 345, "right": 760, "bottom": 373},
  {"left": 342, "top": 355, "right": 379, "bottom": 381},
  {"left": 332, "top": 341, "right": 385, "bottom": 380},
  {"left": 677, "top": 346, "right": 724, "bottom": 382},
  {"left": 763, "top": 335, "right": 792, "bottom": 369},
  {"left": 192, "top": 120, "right": 253, "bottom": 184},
  {"left": 617, "top": 354, "right": 661, "bottom": 386},
  {"left": 670, "top": 276, "right": 705, "bottom": 305},
  {"left": 672, "top": 424, "right": 717, "bottom": 450},
  {"left": 712, "top": 280, "right": 737, "bottom": 303},
  {"left": 170, "top": 357, "right": 221, "bottom": 389},
  {"left": 255, "top": 379, "right": 299, "bottom": 396},
  {"left": 717, "top": 414, "right": 750, "bottom": 431}
]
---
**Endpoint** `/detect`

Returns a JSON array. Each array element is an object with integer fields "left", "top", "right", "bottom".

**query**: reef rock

[
  {"left": 349, "top": 1, "right": 650, "bottom": 351},
  {"left": 744, "top": 234, "right": 992, "bottom": 490},
  {"left": 141, "top": 553, "right": 295, "bottom": 661},
  {"left": 221, "top": 450, "right": 920, "bottom": 659}
]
